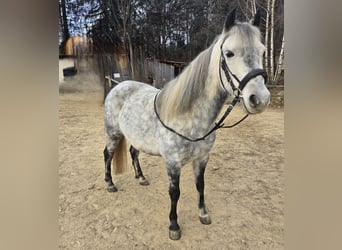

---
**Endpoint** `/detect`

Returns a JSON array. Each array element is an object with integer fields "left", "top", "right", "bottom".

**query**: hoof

[
  {"left": 107, "top": 185, "right": 118, "bottom": 192},
  {"left": 199, "top": 214, "right": 212, "bottom": 225},
  {"left": 139, "top": 177, "right": 149, "bottom": 186},
  {"left": 169, "top": 229, "right": 181, "bottom": 240}
]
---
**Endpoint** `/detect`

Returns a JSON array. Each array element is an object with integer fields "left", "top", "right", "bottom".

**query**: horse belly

[{"left": 119, "top": 88, "right": 160, "bottom": 156}]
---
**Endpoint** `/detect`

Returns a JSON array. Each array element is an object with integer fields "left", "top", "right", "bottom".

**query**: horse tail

[{"left": 112, "top": 137, "right": 128, "bottom": 175}]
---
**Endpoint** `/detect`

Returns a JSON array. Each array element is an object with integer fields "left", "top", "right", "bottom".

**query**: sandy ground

[{"left": 59, "top": 71, "right": 284, "bottom": 249}]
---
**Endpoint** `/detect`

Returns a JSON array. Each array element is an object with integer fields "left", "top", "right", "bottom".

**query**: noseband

[{"left": 153, "top": 41, "right": 268, "bottom": 142}]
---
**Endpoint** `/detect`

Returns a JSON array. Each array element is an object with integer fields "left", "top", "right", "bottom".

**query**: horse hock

[
  {"left": 129, "top": 146, "right": 150, "bottom": 186},
  {"left": 104, "top": 147, "right": 118, "bottom": 192}
]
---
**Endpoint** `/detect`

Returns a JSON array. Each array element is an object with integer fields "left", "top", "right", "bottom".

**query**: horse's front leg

[
  {"left": 166, "top": 162, "right": 181, "bottom": 240},
  {"left": 193, "top": 156, "right": 212, "bottom": 225}
]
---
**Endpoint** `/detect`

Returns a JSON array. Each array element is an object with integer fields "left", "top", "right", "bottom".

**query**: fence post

[
  {"left": 107, "top": 75, "right": 112, "bottom": 90},
  {"left": 104, "top": 75, "right": 121, "bottom": 100}
]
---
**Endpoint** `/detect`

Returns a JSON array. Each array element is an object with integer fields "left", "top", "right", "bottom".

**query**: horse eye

[{"left": 226, "top": 51, "right": 235, "bottom": 58}]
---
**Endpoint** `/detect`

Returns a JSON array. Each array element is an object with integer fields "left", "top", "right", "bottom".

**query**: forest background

[{"left": 59, "top": 0, "right": 284, "bottom": 88}]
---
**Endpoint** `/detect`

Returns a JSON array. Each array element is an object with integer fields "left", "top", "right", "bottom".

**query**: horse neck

[
  {"left": 178, "top": 52, "right": 228, "bottom": 134},
  {"left": 157, "top": 41, "right": 229, "bottom": 134},
  {"left": 191, "top": 60, "right": 228, "bottom": 131}
]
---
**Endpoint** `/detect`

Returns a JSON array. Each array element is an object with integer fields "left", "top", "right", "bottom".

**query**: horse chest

[{"left": 159, "top": 133, "right": 216, "bottom": 165}]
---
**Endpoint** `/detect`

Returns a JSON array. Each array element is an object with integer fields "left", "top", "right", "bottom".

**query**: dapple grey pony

[{"left": 103, "top": 9, "right": 270, "bottom": 240}]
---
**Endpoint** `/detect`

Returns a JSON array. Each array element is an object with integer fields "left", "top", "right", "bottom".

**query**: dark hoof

[
  {"left": 199, "top": 214, "right": 212, "bottom": 225},
  {"left": 139, "top": 177, "right": 150, "bottom": 186},
  {"left": 107, "top": 185, "right": 118, "bottom": 192},
  {"left": 169, "top": 229, "right": 181, "bottom": 240}
]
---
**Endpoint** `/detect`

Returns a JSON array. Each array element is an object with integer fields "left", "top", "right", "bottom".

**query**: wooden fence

[
  {"left": 101, "top": 56, "right": 185, "bottom": 96},
  {"left": 101, "top": 54, "right": 283, "bottom": 106},
  {"left": 267, "top": 84, "right": 284, "bottom": 97}
]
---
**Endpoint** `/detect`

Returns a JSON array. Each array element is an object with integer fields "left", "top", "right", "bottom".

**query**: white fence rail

[{"left": 105, "top": 75, "right": 121, "bottom": 88}]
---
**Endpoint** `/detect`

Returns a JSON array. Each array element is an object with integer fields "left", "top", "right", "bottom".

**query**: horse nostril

[{"left": 249, "top": 94, "right": 260, "bottom": 107}]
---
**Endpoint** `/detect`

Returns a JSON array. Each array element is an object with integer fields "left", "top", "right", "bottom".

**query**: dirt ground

[{"left": 59, "top": 71, "right": 284, "bottom": 249}]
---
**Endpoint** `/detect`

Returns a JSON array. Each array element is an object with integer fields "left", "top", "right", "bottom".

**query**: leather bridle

[
  {"left": 153, "top": 41, "right": 268, "bottom": 142},
  {"left": 219, "top": 42, "right": 267, "bottom": 100}
]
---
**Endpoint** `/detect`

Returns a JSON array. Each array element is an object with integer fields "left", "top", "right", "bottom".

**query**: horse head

[{"left": 219, "top": 9, "right": 270, "bottom": 114}]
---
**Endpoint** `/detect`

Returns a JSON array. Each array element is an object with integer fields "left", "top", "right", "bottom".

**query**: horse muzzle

[{"left": 237, "top": 69, "right": 269, "bottom": 114}]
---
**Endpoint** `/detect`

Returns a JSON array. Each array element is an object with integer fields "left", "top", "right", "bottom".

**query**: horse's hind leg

[
  {"left": 104, "top": 146, "right": 117, "bottom": 192},
  {"left": 129, "top": 146, "right": 149, "bottom": 186},
  {"left": 104, "top": 134, "right": 123, "bottom": 192},
  {"left": 193, "top": 156, "right": 212, "bottom": 225}
]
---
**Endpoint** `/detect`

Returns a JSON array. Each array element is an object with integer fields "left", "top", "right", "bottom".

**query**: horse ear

[
  {"left": 251, "top": 9, "right": 261, "bottom": 27},
  {"left": 223, "top": 8, "right": 236, "bottom": 32}
]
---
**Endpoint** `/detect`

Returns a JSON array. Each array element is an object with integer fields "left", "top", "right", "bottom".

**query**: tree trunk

[
  {"left": 264, "top": 0, "right": 271, "bottom": 77},
  {"left": 274, "top": 34, "right": 284, "bottom": 82},
  {"left": 269, "top": 0, "right": 275, "bottom": 82},
  {"left": 250, "top": 0, "right": 256, "bottom": 17},
  {"left": 60, "top": 0, "right": 70, "bottom": 54},
  {"left": 127, "top": 34, "right": 135, "bottom": 80}
]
